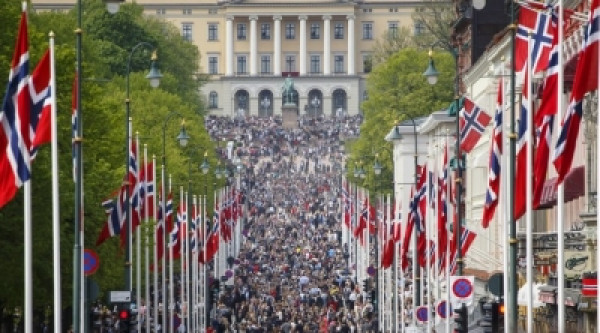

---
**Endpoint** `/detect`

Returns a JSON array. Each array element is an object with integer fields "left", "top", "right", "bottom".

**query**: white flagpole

[
  {"left": 144, "top": 145, "right": 150, "bottom": 333},
  {"left": 445, "top": 134, "right": 451, "bottom": 333},
  {"left": 557, "top": 1, "right": 566, "bottom": 331},
  {"left": 168, "top": 175, "right": 174, "bottom": 333},
  {"left": 153, "top": 156, "right": 159, "bottom": 333},
  {"left": 49, "top": 32, "right": 62, "bottom": 333},
  {"left": 426, "top": 161, "right": 432, "bottom": 333},
  {"left": 525, "top": 31, "right": 534, "bottom": 333},
  {"left": 202, "top": 193, "right": 207, "bottom": 331},
  {"left": 180, "top": 186, "right": 185, "bottom": 329},
  {"left": 136, "top": 133, "right": 142, "bottom": 333},
  {"left": 192, "top": 195, "right": 198, "bottom": 333}
]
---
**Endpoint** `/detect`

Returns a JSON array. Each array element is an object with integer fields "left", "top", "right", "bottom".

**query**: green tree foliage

[
  {"left": 350, "top": 48, "right": 455, "bottom": 194},
  {"left": 0, "top": 0, "right": 216, "bottom": 316}
]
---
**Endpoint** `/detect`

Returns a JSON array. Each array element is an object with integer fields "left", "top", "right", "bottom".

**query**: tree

[
  {"left": 411, "top": 0, "right": 455, "bottom": 52},
  {"left": 350, "top": 48, "right": 455, "bottom": 193},
  {"left": 0, "top": 0, "right": 215, "bottom": 316}
]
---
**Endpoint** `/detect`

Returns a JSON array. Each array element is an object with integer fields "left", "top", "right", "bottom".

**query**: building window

[
  {"left": 261, "top": 23, "right": 271, "bottom": 40},
  {"left": 285, "top": 23, "right": 295, "bottom": 39},
  {"left": 156, "top": 8, "right": 166, "bottom": 15},
  {"left": 310, "top": 55, "right": 320, "bottom": 74},
  {"left": 388, "top": 22, "right": 398, "bottom": 38},
  {"left": 334, "top": 55, "right": 344, "bottom": 73},
  {"left": 182, "top": 24, "right": 193, "bottom": 42},
  {"left": 208, "top": 8, "right": 218, "bottom": 14},
  {"left": 209, "top": 91, "right": 218, "bottom": 108},
  {"left": 334, "top": 23, "right": 344, "bottom": 39},
  {"left": 183, "top": 8, "right": 192, "bottom": 15},
  {"left": 237, "top": 55, "right": 247, "bottom": 74},
  {"left": 237, "top": 23, "right": 247, "bottom": 40},
  {"left": 362, "top": 8, "right": 372, "bottom": 13},
  {"left": 208, "top": 24, "right": 218, "bottom": 41},
  {"left": 261, "top": 55, "right": 271, "bottom": 74},
  {"left": 285, "top": 55, "right": 296, "bottom": 72},
  {"left": 363, "top": 54, "right": 372, "bottom": 73},
  {"left": 414, "top": 21, "right": 425, "bottom": 36},
  {"left": 208, "top": 56, "right": 218, "bottom": 75},
  {"left": 362, "top": 22, "right": 373, "bottom": 40},
  {"left": 310, "top": 23, "right": 320, "bottom": 39}
]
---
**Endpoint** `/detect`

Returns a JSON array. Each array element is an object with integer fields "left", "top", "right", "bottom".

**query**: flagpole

[
  {"left": 508, "top": 0, "right": 519, "bottom": 328},
  {"left": 179, "top": 186, "right": 185, "bottom": 329},
  {"left": 46, "top": 30, "right": 62, "bottom": 333},
  {"left": 168, "top": 175, "right": 174, "bottom": 333},
  {"left": 501, "top": 64, "right": 510, "bottom": 333},
  {"left": 136, "top": 133, "right": 142, "bottom": 332},
  {"left": 556, "top": 1, "right": 566, "bottom": 331},
  {"left": 525, "top": 31, "right": 534, "bottom": 333},
  {"left": 595, "top": 0, "right": 600, "bottom": 328},
  {"left": 144, "top": 145, "right": 150, "bottom": 333},
  {"left": 160, "top": 164, "right": 167, "bottom": 333},
  {"left": 153, "top": 156, "right": 158, "bottom": 333}
]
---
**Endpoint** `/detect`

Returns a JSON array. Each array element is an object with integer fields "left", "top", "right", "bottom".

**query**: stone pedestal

[{"left": 281, "top": 104, "right": 298, "bottom": 129}]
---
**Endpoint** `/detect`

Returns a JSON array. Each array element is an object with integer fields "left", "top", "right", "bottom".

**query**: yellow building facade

[{"left": 33, "top": 0, "right": 422, "bottom": 117}]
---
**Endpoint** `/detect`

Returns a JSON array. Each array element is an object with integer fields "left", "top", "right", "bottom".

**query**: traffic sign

[
  {"left": 453, "top": 278, "right": 473, "bottom": 298},
  {"left": 436, "top": 300, "right": 451, "bottom": 319},
  {"left": 415, "top": 306, "right": 428, "bottom": 323},
  {"left": 84, "top": 249, "right": 99, "bottom": 276},
  {"left": 450, "top": 276, "right": 475, "bottom": 307}
]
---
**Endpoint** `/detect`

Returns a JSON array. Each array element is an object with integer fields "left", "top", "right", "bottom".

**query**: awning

[{"left": 536, "top": 166, "right": 585, "bottom": 210}]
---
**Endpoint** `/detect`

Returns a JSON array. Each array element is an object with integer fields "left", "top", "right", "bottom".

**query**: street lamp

[
  {"left": 161, "top": 112, "right": 188, "bottom": 333},
  {"left": 124, "top": 42, "right": 163, "bottom": 295},
  {"left": 103, "top": 0, "right": 125, "bottom": 14}
]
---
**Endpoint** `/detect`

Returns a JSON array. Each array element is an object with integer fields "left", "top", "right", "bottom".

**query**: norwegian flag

[
  {"left": 29, "top": 49, "right": 53, "bottom": 154},
  {"left": 515, "top": 5, "right": 556, "bottom": 73},
  {"left": 553, "top": 0, "right": 600, "bottom": 183},
  {"left": 534, "top": 22, "right": 559, "bottom": 209},
  {"left": 414, "top": 164, "right": 428, "bottom": 237},
  {"left": 156, "top": 191, "right": 173, "bottom": 262},
  {"left": 189, "top": 200, "right": 197, "bottom": 253},
  {"left": 400, "top": 200, "right": 414, "bottom": 272},
  {"left": 71, "top": 74, "right": 77, "bottom": 183},
  {"left": 96, "top": 186, "right": 126, "bottom": 246},
  {"left": 129, "top": 140, "right": 141, "bottom": 229},
  {"left": 449, "top": 226, "right": 477, "bottom": 275},
  {"left": 204, "top": 219, "right": 220, "bottom": 263},
  {"left": 0, "top": 8, "right": 32, "bottom": 208},
  {"left": 482, "top": 79, "right": 504, "bottom": 228},
  {"left": 353, "top": 196, "right": 372, "bottom": 245},
  {"left": 169, "top": 201, "right": 186, "bottom": 260},
  {"left": 342, "top": 178, "right": 352, "bottom": 229},
  {"left": 514, "top": 71, "right": 531, "bottom": 221},
  {"left": 437, "top": 144, "right": 449, "bottom": 271},
  {"left": 140, "top": 161, "right": 155, "bottom": 219},
  {"left": 459, "top": 98, "right": 491, "bottom": 153}
]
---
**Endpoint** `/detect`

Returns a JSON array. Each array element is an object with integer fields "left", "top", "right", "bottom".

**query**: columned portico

[
  {"left": 323, "top": 15, "right": 331, "bottom": 75},
  {"left": 347, "top": 15, "right": 355, "bottom": 75},
  {"left": 273, "top": 15, "right": 282, "bottom": 76},
  {"left": 225, "top": 15, "right": 234, "bottom": 76},
  {"left": 299, "top": 15, "right": 307, "bottom": 75},
  {"left": 249, "top": 15, "right": 258, "bottom": 75}
]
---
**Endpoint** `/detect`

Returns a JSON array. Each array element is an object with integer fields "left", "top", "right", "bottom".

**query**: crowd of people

[{"left": 204, "top": 115, "right": 383, "bottom": 332}]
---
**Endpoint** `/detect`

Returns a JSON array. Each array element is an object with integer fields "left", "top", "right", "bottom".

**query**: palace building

[{"left": 32, "top": 0, "right": 424, "bottom": 117}]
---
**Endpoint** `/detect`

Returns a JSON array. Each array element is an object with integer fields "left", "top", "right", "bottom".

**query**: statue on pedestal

[{"left": 282, "top": 76, "right": 297, "bottom": 106}]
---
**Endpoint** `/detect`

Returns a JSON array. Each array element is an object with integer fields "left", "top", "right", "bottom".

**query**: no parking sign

[
  {"left": 450, "top": 276, "right": 474, "bottom": 307},
  {"left": 415, "top": 306, "right": 429, "bottom": 323},
  {"left": 436, "top": 300, "right": 451, "bottom": 319}
]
